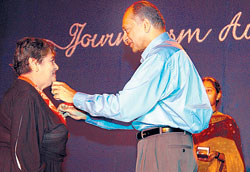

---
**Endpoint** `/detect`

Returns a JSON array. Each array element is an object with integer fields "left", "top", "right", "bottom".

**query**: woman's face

[
  {"left": 203, "top": 80, "right": 220, "bottom": 111},
  {"left": 37, "top": 50, "right": 59, "bottom": 90}
]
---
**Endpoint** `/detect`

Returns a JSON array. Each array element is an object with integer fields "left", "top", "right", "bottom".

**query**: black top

[{"left": 0, "top": 79, "right": 68, "bottom": 172}]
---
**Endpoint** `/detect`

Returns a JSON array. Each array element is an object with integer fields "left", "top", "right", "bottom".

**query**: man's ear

[
  {"left": 28, "top": 57, "right": 39, "bottom": 72},
  {"left": 143, "top": 18, "right": 151, "bottom": 33}
]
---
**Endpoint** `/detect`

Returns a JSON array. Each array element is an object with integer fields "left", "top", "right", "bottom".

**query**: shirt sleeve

[
  {"left": 85, "top": 115, "right": 134, "bottom": 130},
  {"left": 11, "top": 92, "right": 45, "bottom": 171},
  {"left": 73, "top": 52, "right": 175, "bottom": 122}
]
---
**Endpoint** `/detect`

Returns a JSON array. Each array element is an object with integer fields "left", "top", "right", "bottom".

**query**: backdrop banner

[{"left": 0, "top": 0, "right": 249, "bottom": 171}]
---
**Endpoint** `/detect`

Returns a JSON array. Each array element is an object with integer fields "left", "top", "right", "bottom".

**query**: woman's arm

[{"left": 11, "top": 92, "right": 45, "bottom": 171}]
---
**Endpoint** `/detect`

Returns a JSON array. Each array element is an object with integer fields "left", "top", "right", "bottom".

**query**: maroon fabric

[{"left": 193, "top": 113, "right": 245, "bottom": 166}]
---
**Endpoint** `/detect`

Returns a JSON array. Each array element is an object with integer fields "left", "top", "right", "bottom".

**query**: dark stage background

[{"left": 0, "top": 0, "right": 249, "bottom": 171}]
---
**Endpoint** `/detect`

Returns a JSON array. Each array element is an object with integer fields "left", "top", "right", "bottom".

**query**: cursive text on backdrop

[{"left": 47, "top": 12, "right": 249, "bottom": 58}]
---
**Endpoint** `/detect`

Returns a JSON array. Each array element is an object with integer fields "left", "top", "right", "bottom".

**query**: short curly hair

[{"left": 12, "top": 37, "right": 56, "bottom": 76}]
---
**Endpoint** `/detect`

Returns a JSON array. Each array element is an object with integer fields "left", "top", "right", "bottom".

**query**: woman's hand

[{"left": 198, "top": 151, "right": 225, "bottom": 162}]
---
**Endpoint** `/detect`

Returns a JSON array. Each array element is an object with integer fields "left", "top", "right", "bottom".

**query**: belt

[{"left": 136, "top": 127, "right": 191, "bottom": 140}]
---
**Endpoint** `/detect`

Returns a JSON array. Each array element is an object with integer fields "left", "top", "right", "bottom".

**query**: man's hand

[
  {"left": 58, "top": 103, "right": 87, "bottom": 120},
  {"left": 51, "top": 81, "right": 76, "bottom": 103}
]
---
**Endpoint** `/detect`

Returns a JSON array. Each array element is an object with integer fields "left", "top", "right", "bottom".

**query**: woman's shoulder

[
  {"left": 211, "top": 111, "right": 237, "bottom": 125},
  {"left": 3, "top": 79, "right": 40, "bottom": 103},
  {"left": 16, "top": 79, "right": 38, "bottom": 94}
]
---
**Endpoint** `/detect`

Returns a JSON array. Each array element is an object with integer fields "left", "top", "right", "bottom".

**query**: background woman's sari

[{"left": 193, "top": 111, "right": 245, "bottom": 172}]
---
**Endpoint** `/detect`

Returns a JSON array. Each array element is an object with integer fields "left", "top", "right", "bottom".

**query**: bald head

[{"left": 124, "top": 1, "right": 166, "bottom": 31}]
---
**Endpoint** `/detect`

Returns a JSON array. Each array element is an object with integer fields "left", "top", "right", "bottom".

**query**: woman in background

[
  {"left": 193, "top": 77, "right": 245, "bottom": 172},
  {"left": 0, "top": 37, "right": 68, "bottom": 171}
]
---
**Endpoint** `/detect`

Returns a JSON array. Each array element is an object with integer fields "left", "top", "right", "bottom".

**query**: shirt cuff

[{"left": 73, "top": 92, "right": 89, "bottom": 110}]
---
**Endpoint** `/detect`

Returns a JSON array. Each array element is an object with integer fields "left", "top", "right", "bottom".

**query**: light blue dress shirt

[{"left": 73, "top": 32, "right": 212, "bottom": 133}]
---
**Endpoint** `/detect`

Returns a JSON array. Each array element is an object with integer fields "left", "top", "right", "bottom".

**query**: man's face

[{"left": 122, "top": 9, "right": 146, "bottom": 53}]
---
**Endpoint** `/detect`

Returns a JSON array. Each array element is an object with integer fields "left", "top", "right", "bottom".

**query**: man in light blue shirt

[{"left": 52, "top": 1, "right": 212, "bottom": 171}]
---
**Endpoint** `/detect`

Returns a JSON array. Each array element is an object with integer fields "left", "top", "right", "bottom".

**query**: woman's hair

[
  {"left": 12, "top": 37, "right": 55, "bottom": 76},
  {"left": 202, "top": 76, "right": 221, "bottom": 105},
  {"left": 130, "top": 1, "right": 166, "bottom": 30}
]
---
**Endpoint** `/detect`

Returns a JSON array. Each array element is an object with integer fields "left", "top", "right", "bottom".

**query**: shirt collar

[{"left": 141, "top": 32, "right": 170, "bottom": 63}]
